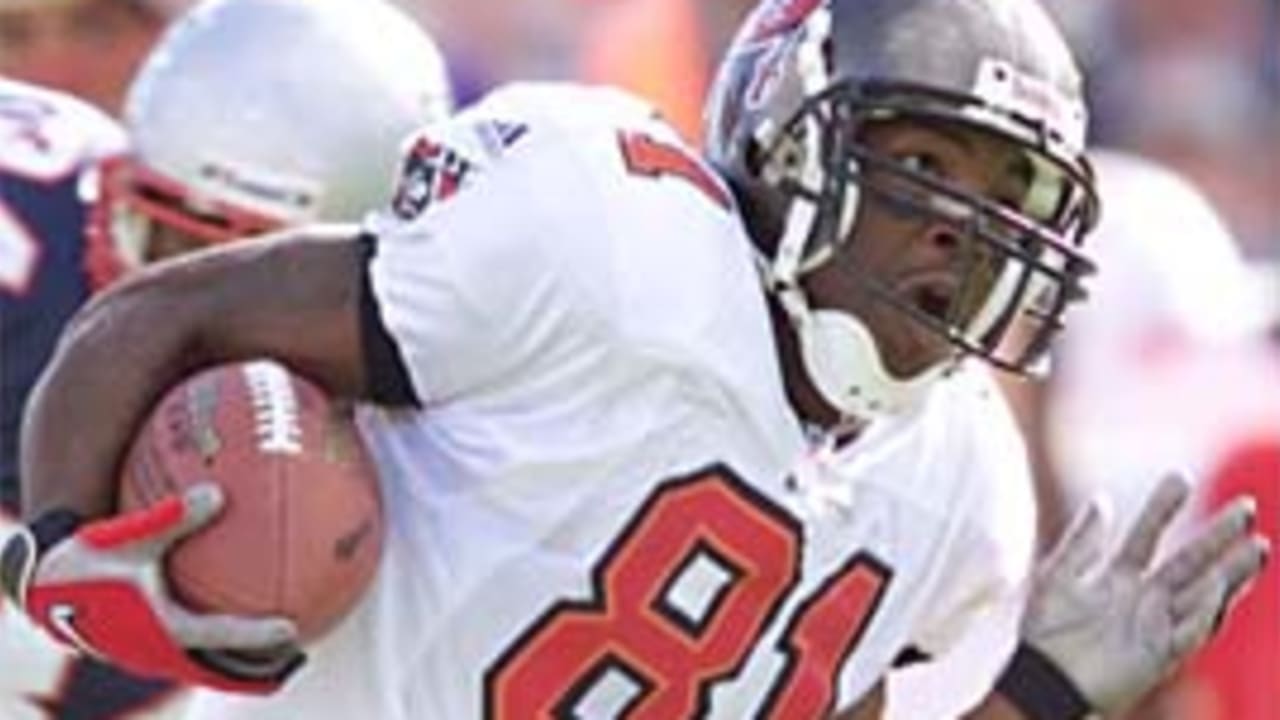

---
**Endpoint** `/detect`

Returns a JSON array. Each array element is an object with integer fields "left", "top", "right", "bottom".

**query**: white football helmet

[{"left": 95, "top": 0, "right": 452, "bottom": 265}]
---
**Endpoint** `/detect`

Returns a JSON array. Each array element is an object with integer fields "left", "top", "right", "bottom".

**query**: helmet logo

[
  {"left": 745, "top": 0, "right": 822, "bottom": 43},
  {"left": 198, "top": 160, "right": 319, "bottom": 222},
  {"left": 390, "top": 134, "right": 473, "bottom": 221},
  {"left": 483, "top": 120, "right": 529, "bottom": 153},
  {"left": 745, "top": 40, "right": 790, "bottom": 109}
]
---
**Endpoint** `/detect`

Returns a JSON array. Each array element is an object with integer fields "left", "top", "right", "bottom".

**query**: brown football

[{"left": 117, "top": 360, "right": 382, "bottom": 643}]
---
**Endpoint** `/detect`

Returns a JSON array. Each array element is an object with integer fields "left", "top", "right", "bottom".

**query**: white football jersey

[
  {"left": 873, "top": 371, "right": 1036, "bottom": 719},
  {"left": 186, "top": 84, "right": 1033, "bottom": 720}
]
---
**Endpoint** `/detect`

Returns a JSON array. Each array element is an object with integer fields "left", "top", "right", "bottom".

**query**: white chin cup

[{"left": 796, "top": 307, "right": 944, "bottom": 419}]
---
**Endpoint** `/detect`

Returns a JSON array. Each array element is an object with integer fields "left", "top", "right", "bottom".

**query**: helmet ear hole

[
  {"left": 744, "top": 138, "right": 768, "bottom": 177},
  {"left": 763, "top": 132, "right": 808, "bottom": 185}
]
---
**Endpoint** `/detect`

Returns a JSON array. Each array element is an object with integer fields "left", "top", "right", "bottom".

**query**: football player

[
  {"left": 0, "top": 74, "right": 185, "bottom": 720},
  {"left": 0, "top": 0, "right": 450, "bottom": 717},
  {"left": 2, "top": 1, "right": 1268, "bottom": 719},
  {"left": 94, "top": 0, "right": 453, "bottom": 269}
]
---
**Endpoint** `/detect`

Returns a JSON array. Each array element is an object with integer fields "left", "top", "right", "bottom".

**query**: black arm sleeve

[
  {"left": 994, "top": 644, "right": 1093, "bottom": 720},
  {"left": 357, "top": 233, "right": 421, "bottom": 407}
]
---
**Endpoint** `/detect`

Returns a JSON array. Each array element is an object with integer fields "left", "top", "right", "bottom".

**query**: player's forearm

[
  {"left": 20, "top": 260, "right": 219, "bottom": 519},
  {"left": 20, "top": 229, "right": 371, "bottom": 521}
]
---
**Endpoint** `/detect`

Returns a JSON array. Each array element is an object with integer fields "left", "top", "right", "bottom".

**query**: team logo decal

[
  {"left": 390, "top": 134, "right": 473, "bottom": 221},
  {"left": 490, "top": 120, "right": 528, "bottom": 150},
  {"left": 473, "top": 119, "right": 529, "bottom": 158},
  {"left": 745, "top": 39, "right": 790, "bottom": 109},
  {"left": 745, "top": 0, "right": 822, "bottom": 42}
]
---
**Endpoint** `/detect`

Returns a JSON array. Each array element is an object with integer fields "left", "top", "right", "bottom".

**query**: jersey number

[
  {"left": 618, "top": 131, "right": 732, "bottom": 210},
  {"left": 484, "top": 465, "right": 891, "bottom": 719}
]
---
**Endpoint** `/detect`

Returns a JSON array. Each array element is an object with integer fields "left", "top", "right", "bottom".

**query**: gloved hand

[
  {"left": 997, "top": 473, "right": 1269, "bottom": 719},
  {"left": 0, "top": 484, "right": 305, "bottom": 694}
]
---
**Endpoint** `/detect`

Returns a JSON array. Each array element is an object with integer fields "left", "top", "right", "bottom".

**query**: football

[{"left": 117, "top": 360, "right": 383, "bottom": 643}]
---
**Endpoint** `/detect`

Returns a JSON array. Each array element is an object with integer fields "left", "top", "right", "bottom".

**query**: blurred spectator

[
  {"left": 398, "top": 0, "right": 757, "bottom": 144},
  {"left": 1011, "top": 149, "right": 1276, "bottom": 543},
  {"left": 577, "top": 0, "right": 754, "bottom": 144},
  {"left": 396, "top": 0, "right": 580, "bottom": 106},
  {"left": 0, "top": 0, "right": 189, "bottom": 117},
  {"left": 1044, "top": 0, "right": 1279, "bottom": 261},
  {"left": 1003, "top": 150, "right": 1279, "bottom": 719},
  {"left": 1047, "top": 152, "right": 1273, "bottom": 512}
]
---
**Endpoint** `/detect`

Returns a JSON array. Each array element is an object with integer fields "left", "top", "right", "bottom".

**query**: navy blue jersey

[
  {"left": 0, "top": 79, "right": 123, "bottom": 514},
  {"left": 0, "top": 79, "right": 186, "bottom": 720}
]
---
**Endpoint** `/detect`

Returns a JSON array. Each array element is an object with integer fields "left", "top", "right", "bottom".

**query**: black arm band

[
  {"left": 994, "top": 644, "right": 1093, "bottom": 720},
  {"left": 26, "top": 508, "right": 84, "bottom": 554},
  {"left": 356, "top": 233, "right": 421, "bottom": 407}
]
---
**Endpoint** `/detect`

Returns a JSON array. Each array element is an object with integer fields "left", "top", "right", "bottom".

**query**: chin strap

[{"left": 767, "top": 267, "right": 933, "bottom": 419}]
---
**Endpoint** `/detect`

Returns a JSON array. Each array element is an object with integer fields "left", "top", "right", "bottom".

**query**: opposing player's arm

[{"left": 20, "top": 226, "right": 402, "bottom": 521}]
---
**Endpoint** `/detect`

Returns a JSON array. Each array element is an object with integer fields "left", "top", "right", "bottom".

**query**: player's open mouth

[
  {"left": 898, "top": 273, "right": 959, "bottom": 323},
  {"left": 912, "top": 286, "right": 952, "bottom": 321}
]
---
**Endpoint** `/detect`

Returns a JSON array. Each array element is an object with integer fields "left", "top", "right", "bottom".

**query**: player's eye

[{"left": 897, "top": 151, "right": 946, "bottom": 179}]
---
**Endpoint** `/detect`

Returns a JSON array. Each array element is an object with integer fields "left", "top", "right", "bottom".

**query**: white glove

[{"left": 1016, "top": 473, "right": 1268, "bottom": 716}]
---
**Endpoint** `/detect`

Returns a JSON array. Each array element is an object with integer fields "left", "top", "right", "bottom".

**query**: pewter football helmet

[
  {"left": 97, "top": 0, "right": 452, "bottom": 264},
  {"left": 706, "top": 0, "right": 1099, "bottom": 418}
]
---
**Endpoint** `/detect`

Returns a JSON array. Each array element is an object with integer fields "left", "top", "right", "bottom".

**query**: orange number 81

[{"left": 484, "top": 465, "right": 891, "bottom": 719}]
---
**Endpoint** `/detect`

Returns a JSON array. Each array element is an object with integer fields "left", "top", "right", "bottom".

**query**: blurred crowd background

[
  {"left": 4, "top": 0, "right": 1272, "bottom": 264},
  {"left": 0, "top": 0, "right": 1272, "bottom": 246},
  {"left": 1, "top": 0, "right": 1276, "bottom": 719}
]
